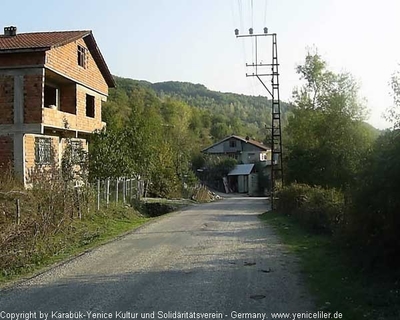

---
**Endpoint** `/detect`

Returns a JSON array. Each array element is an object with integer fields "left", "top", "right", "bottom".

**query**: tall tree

[{"left": 285, "top": 51, "right": 375, "bottom": 189}]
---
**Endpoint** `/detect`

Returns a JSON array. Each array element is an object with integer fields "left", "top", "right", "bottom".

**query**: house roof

[
  {"left": 228, "top": 164, "right": 255, "bottom": 176},
  {"left": 202, "top": 135, "right": 270, "bottom": 152},
  {"left": 0, "top": 30, "right": 115, "bottom": 88}
]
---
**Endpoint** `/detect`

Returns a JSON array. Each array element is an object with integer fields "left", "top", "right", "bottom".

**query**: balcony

[
  {"left": 42, "top": 107, "right": 103, "bottom": 134},
  {"left": 42, "top": 69, "right": 104, "bottom": 134}
]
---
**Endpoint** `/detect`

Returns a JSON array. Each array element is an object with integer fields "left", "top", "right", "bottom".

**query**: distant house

[
  {"left": 201, "top": 135, "right": 271, "bottom": 164},
  {"left": 202, "top": 135, "right": 272, "bottom": 195},
  {"left": 0, "top": 26, "right": 115, "bottom": 185}
]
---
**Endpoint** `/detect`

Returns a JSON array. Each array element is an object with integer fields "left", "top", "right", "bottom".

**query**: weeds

[{"left": 0, "top": 140, "right": 148, "bottom": 283}]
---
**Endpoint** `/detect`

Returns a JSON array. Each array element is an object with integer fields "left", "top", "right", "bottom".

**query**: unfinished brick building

[{"left": 0, "top": 26, "right": 115, "bottom": 185}]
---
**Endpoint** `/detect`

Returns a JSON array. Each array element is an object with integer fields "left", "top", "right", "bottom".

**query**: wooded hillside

[{"left": 108, "top": 76, "right": 293, "bottom": 144}]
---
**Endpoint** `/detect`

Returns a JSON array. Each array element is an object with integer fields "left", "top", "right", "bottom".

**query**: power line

[
  {"left": 263, "top": 0, "right": 268, "bottom": 27},
  {"left": 251, "top": 0, "right": 254, "bottom": 28},
  {"left": 238, "top": 0, "right": 243, "bottom": 32},
  {"left": 234, "top": 30, "right": 284, "bottom": 210}
]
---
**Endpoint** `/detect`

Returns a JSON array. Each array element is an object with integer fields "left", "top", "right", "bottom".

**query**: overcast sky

[{"left": 3, "top": 0, "right": 400, "bottom": 129}]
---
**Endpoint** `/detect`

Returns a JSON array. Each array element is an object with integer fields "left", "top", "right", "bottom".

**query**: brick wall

[
  {"left": 0, "top": 52, "right": 45, "bottom": 67},
  {"left": 76, "top": 87, "right": 103, "bottom": 131},
  {"left": 24, "top": 74, "right": 44, "bottom": 123},
  {"left": 0, "top": 135, "right": 13, "bottom": 170},
  {"left": 24, "top": 134, "right": 59, "bottom": 175},
  {"left": 60, "top": 84, "right": 76, "bottom": 114},
  {"left": 0, "top": 75, "right": 14, "bottom": 124},
  {"left": 46, "top": 38, "right": 108, "bottom": 95}
]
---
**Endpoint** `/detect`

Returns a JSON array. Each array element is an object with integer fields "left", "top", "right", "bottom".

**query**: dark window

[
  {"left": 229, "top": 140, "right": 237, "bottom": 148},
  {"left": 86, "top": 94, "right": 95, "bottom": 118},
  {"left": 44, "top": 85, "right": 59, "bottom": 108},
  {"left": 35, "top": 137, "right": 52, "bottom": 165},
  {"left": 77, "top": 45, "right": 87, "bottom": 68}
]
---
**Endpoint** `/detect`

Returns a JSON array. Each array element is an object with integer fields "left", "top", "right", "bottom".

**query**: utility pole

[{"left": 235, "top": 27, "right": 283, "bottom": 210}]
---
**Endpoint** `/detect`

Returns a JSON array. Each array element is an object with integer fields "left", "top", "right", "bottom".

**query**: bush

[
  {"left": 140, "top": 202, "right": 177, "bottom": 217},
  {"left": 348, "top": 130, "right": 400, "bottom": 266},
  {"left": 276, "top": 183, "right": 345, "bottom": 234}
]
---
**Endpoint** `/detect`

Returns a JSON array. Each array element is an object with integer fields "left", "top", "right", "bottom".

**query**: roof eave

[
  {"left": 0, "top": 47, "right": 49, "bottom": 54},
  {"left": 83, "top": 33, "right": 116, "bottom": 88}
]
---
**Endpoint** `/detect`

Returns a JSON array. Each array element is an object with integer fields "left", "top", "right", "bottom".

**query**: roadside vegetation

[
  {"left": 260, "top": 211, "right": 398, "bottom": 320},
  {"left": 264, "top": 51, "right": 400, "bottom": 319},
  {"left": 0, "top": 141, "right": 152, "bottom": 285}
]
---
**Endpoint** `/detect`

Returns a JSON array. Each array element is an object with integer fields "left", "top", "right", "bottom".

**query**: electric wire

[
  {"left": 238, "top": 0, "right": 243, "bottom": 32},
  {"left": 237, "top": 0, "right": 256, "bottom": 97},
  {"left": 230, "top": 0, "right": 235, "bottom": 29},
  {"left": 263, "top": 0, "right": 268, "bottom": 28},
  {"left": 237, "top": 0, "right": 250, "bottom": 94},
  {"left": 251, "top": 0, "right": 254, "bottom": 28},
  {"left": 250, "top": 0, "right": 256, "bottom": 96}
]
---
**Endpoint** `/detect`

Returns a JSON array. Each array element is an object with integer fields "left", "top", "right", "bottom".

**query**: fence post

[
  {"left": 126, "top": 178, "right": 129, "bottom": 202},
  {"left": 106, "top": 178, "right": 110, "bottom": 207},
  {"left": 103, "top": 179, "right": 107, "bottom": 202},
  {"left": 97, "top": 180, "right": 100, "bottom": 211},
  {"left": 75, "top": 187, "right": 82, "bottom": 219},
  {"left": 123, "top": 177, "right": 126, "bottom": 204},
  {"left": 130, "top": 178, "right": 133, "bottom": 199},
  {"left": 116, "top": 178, "right": 119, "bottom": 204},
  {"left": 16, "top": 199, "right": 20, "bottom": 225}
]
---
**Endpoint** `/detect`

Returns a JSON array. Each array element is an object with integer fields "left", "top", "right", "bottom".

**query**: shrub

[
  {"left": 348, "top": 130, "right": 400, "bottom": 266},
  {"left": 140, "top": 202, "right": 177, "bottom": 217},
  {"left": 276, "top": 183, "right": 345, "bottom": 234}
]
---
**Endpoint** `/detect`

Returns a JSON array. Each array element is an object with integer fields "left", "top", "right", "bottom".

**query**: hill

[{"left": 110, "top": 76, "right": 293, "bottom": 143}]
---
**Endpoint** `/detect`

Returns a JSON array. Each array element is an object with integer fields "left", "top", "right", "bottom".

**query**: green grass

[
  {"left": 260, "top": 211, "right": 400, "bottom": 320},
  {"left": 0, "top": 206, "right": 150, "bottom": 286}
]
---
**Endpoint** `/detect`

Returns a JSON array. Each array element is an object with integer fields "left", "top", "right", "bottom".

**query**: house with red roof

[{"left": 0, "top": 26, "right": 115, "bottom": 185}]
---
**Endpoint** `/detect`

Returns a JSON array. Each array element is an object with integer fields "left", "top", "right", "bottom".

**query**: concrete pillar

[{"left": 13, "top": 75, "right": 25, "bottom": 181}]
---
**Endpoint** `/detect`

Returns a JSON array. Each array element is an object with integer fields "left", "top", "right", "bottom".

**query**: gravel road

[{"left": 0, "top": 197, "right": 314, "bottom": 319}]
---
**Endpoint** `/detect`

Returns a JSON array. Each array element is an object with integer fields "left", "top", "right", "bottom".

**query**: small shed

[{"left": 228, "top": 164, "right": 258, "bottom": 195}]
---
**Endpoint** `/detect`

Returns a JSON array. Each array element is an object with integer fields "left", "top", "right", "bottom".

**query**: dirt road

[{"left": 0, "top": 197, "right": 314, "bottom": 319}]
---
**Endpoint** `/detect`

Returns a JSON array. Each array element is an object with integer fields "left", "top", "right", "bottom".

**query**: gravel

[{"left": 0, "top": 197, "right": 314, "bottom": 319}]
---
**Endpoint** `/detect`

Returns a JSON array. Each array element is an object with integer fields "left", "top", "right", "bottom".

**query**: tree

[
  {"left": 210, "top": 122, "right": 230, "bottom": 140},
  {"left": 89, "top": 128, "right": 132, "bottom": 180},
  {"left": 285, "top": 51, "right": 375, "bottom": 189},
  {"left": 385, "top": 69, "right": 400, "bottom": 128},
  {"left": 347, "top": 72, "right": 400, "bottom": 265}
]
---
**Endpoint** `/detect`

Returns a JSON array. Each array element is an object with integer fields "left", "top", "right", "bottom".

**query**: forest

[{"left": 108, "top": 76, "right": 292, "bottom": 143}]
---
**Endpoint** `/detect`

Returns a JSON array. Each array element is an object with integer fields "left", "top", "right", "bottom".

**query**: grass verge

[
  {"left": 0, "top": 205, "right": 150, "bottom": 287},
  {"left": 260, "top": 211, "right": 400, "bottom": 320}
]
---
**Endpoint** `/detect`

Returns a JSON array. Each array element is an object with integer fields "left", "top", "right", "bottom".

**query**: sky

[{"left": 3, "top": 0, "right": 400, "bottom": 129}]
